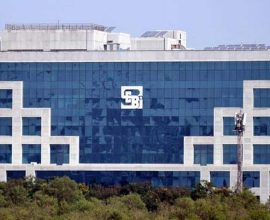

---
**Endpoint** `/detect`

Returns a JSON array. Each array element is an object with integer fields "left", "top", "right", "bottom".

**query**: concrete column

[
  {"left": 12, "top": 111, "right": 22, "bottom": 164},
  {"left": 214, "top": 143, "right": 223, "bottom": 165},
  {"left": 200, "top": 169, "right": 210, "bottom": 182},
  {"left": 183, "top": 137, "right": 193, "bottom": 165},
  {"left": 0, "top": 169, "right": 7, "bottom": 182},
  {"left": 214, "top": 108, "right": 223, "bottom": 137},
  {"left": 260, "top": 169, "right": 269, "bottom": 203},
  {"left": 26, "top": 165, "right": 36, "bottom": 178},
  {"left": 41, "top": 143, "right": 50, "bottom": 165},
  {"left": 243, "top": 81, "right": 253, "bottom": 111},
  {"left": 230, "top": 168, "right": 237, "bottom": 190},
  {"left": 243, "top": 142, "right": 253, "bottom": 165},
  {"left": 70, "top": 137, "right": 80, "bottom": 164}
]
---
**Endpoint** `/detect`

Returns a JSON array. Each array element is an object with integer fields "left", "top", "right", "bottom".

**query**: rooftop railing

[{"left": 5, "top": 23, "right": 115, "bottom": 32}]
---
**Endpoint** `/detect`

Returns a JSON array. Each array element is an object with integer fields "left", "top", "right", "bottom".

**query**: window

[
  {"left": 0, "top": 144, "right": 12, "bottom": 163},
  {"left": 0, "top": 117, "right": 12, "bottom": 136},
  {"left": 254, "top": 117, "right": 270, "bottom": 136},
  {"left": 223, "top": 117, "right": 236, "bottom": 136},
  {"left": 50, "top": 144, "right": 69, "bottom": 165},
  {"left": 7, "top": 171, "right": 25, "bottom": 180},
  {"left": 210, "top": 171, "right": 230, "bottom": 187},
  {"left": 22, "top": 144, "right": 41, "bottom": 164},
  {"left": 253, "top": 145, "right": 270, "bottom": 164},
  {"left": 254, "top": 89, "right": 270, "bottom": 107},
  {"left": 243, "top": 171, "right": 260, "bottom": 188},
  {"left": 223, "top": 144, "right": 237, "bottom": 164},
  {"left": 194, "top": 145, "right": 213, "bottom": 165},
  {"left": 36, "top": 171, "right": 200, "bottom": 187},
  {"left": 23, "top": 117, "right": 41, "bottom": 136},
  {"left": 0, "top": 89, "right": 12, "bottom": 108}
]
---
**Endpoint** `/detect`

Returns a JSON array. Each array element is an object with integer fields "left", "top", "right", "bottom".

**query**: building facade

[{"left": 1, "top": 49, "right": 270, "bottom": 202}]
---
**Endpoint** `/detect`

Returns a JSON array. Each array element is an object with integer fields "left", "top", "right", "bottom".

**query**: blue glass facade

[
  {"left": 254, "top": 144, "right": 270, "bottom": 164},
  {"left": 0, "top": 144, "right": 12, "bottom": 163},
  {"left": 243, "top": 171, "right": 260, "bottom": 188},
  {"left": 0, "top": 89, "right": 12, "bottom": 108},
  {"left": 50, "top": 144, "right": 69, "bottom": 165},
  {"left": 36, "top": 171, "right": 200, "bottom": 187},
  {"left": 7, "top": 171, "right": 26, "bottom": 180},
  {"left": 223, "top": 144, "right": 237, "bottom": 164},
  {"left": 194, "top": 144, "right": 213, "bottom": 165},
  {"left": 22, "top": 144, "right": 41, "bottom": 164},
  {"left": 210, "top": 171, "right": 230, "bottom": 188},
  {"left": 0, "top": 117, "right": 12, "bottom": 136},
  {"left": 0, "top": 61, "right": 270, "bottom": 164},
  {"left": 254, "top": 117, "right": 270, "bottom": 136},
  {"left": 223, "top": 117, "right": 236, "bottom": 136},
  {"left": 254, "top": 89, "right": 270, "bottom": 107},
  {"left": 23, "top": 117, "right": 41, "bottom": 136}
]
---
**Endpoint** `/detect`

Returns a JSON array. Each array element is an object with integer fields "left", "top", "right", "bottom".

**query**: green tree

[{"left": 43, "top": 176, "right": 83, "bottom": 204}]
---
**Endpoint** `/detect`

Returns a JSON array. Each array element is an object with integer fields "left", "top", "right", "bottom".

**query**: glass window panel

[
  {"left": 223, "top": 144, "right": 237, "bottom": 164},
  {"left": 243, "top": 171, "right": 260, "bottom": 188},
  {"left": 50, "top": 144, "right": 69, "bottom": 165},
  {"left": 23, "top": 117, "right": 41, "bottom": 136},
  {"left": 22, "top": 144, "right": 41, "bottom": 164},
  {"left": 0, "top": 144, "right": 12, "bottom": 163},
  {"left": 0, "top": 89, "right": 12, "bottom": 108},
  {"left": 0, "top": 117, "right": 12, "bottom": 136},
  {"left": 194, "top": 145, "right": 213, "bottom": 165},
  {"left": 210, "top": 171, "right": 230, "bottom": 188}
]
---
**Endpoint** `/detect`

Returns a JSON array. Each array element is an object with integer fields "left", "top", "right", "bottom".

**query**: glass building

[{"left": 0, "top": 50, "right": 270, "bottom": 202}]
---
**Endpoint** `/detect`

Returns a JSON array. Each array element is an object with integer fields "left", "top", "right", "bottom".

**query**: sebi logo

[{"left": 121, "top": 86, "right": 143, "bottom": 109}]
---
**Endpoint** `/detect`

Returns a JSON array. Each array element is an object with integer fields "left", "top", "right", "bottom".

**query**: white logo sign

[{"left": 121, "top": 86, "right": 143, "bottom": 109}]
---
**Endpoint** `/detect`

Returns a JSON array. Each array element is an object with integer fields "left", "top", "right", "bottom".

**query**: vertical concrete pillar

[
  {"left": 260, "top": 169, "right": 269, "bottom": 203},
  {"left": 214, "top": 143, "right": 223, "bottom": 165},
  {"left": 26, "top": 165, "right": 36, "bottom": 178},
  {"left": 12, "top": 111, "right": 22, "bottom": 164},
  {"left": 0, "top": 169, "right": 7, "bottom": 182},
  {"left": 41, "top": 143, "right": 50, "bottom": 165},
  {"left": 200, "top": 169, "right": 210, "bottom": 182},
  {"left": 70, "top": 137, "right": 80, "bottom": 164},
  {"left": 230, "top": 167, "right": 237, "bottom": 190},
  {"left": 184, "top": 137, "right": 193, "bottom": 165}
]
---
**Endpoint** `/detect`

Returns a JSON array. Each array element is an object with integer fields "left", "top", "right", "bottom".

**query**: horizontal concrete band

[
  {"left": 0, "top": 51, "right": 270, "bottom": 62},
  {"left": 0, "top": 164, "right": 269, "bottom": 171}
]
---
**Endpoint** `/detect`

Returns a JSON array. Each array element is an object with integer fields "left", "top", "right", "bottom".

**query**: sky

[{"left": 0, "top": 0, "right": 269, "bottom": 49}]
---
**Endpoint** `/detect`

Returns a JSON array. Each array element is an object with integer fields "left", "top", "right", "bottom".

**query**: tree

[{"left": 43, "top": 176, "right": 83, "bottom": 204}]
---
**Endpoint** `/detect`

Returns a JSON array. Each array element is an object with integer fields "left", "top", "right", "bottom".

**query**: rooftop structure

[
  {"left": 0, "top": 23, "right": 187, "bottom": 52},
  {"left": 5, "top": 23, "right": 115, "bottom": 32}
]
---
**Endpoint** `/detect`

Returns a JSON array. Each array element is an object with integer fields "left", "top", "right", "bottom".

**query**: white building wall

[
  {"left": 0, "top": 29, "right": 187, "bottom": 51},
  {"left": 107, "top": 33, "right": 131, "bottom": 50}
]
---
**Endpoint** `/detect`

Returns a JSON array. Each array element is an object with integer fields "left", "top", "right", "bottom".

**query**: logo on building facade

[{"left": 121, "top": 86, "right": 143, "bottom": 109}]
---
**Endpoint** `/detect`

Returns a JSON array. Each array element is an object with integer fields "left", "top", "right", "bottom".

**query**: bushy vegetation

[{"left": 0, "top": 177, "right": 269, "bottom": 220}]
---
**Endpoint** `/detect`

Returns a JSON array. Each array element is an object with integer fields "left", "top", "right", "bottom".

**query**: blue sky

[{"left": 0, "top": 0, "right": 269, "bottom": 49}]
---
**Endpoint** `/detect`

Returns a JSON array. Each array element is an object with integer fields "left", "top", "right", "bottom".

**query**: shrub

[
  {"left": 43, "top": 176, "right": 83, "bottom": 204},
  {"left": 3, "top": 181, "right": 29, "bottom": 206}
]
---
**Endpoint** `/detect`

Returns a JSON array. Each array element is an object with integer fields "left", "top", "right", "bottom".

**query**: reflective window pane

[
  {"left": 223, "top": 144, "right": 237, "bottom": 164},
  {"left": 22, "top": 144, "right": 41, "bottom": 164},
  {"left": 210, "top": 171, "right": 230, "bottom": 187},
  {"left": 194, "top": 144, "right": 213, "bottom": 165},
  {"left": 0, "top": 117, "right": 12, "bottom": 136},
  {"left": 23, "top": 117, "right": 41, "bottom": 136},
  {"left": 0, "top": 144, "right": 12, "bottom": 163},
  {"left": 50, "top": 144, "right": 69, "bottom": 165}
]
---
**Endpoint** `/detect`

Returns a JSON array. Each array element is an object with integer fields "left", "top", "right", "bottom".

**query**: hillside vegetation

[{"left": 0, "top": 177, "right": 269, "bottom": 220}]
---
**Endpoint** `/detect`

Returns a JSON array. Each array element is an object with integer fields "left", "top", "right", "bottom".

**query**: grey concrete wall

[{"left": 0, "top": 50, "right": 270, "bottom": 62}]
